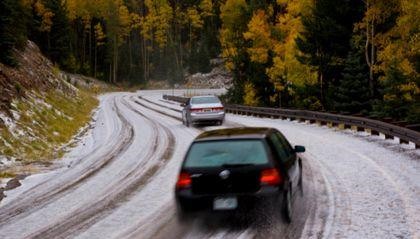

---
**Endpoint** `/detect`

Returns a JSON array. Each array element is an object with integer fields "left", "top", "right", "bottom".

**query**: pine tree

[
  {"left": 334, "top": 38, "right": 371, "bottom": 114},
  {"left": 373, "top": 61, "right": 418, "bottom": 121},
  {"left": 296, "top": 0, "right": 365, "bottom": 107},
  {"left": 43, "top": 0, "right": 72, "bottom": 68},
  {"left": 0, "top": 0, "right": 27, "bottom": 66}
]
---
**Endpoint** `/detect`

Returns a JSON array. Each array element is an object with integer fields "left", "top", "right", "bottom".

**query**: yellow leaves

[
  {"left": 187, "top": 7, "right": 204, "bottom": 29},
  {"left": 220, "top": 0, "right": 248, "bottom": 29},
  {"left": 94, "top": 24, "right": 106, "bottom": 46},
  {"left": 34, "top": 0, "right": 54, "bottom": 32},
  {"left": 118, "top": 4, "right": 131, "bottom": 38},
  {"left": 141, "top": 0, "right": 173, "bottom": 48},
  {"left": 243, "top": 10, "right": 271, "bottom": 63},
  {"left": 220, "top": 0, "right": 249, "bottom": 71},
  {"left": 243, "top": 82, "right": 260, "bottom": 106},
  {"left": 266, "top": 0, "right": 316, "bottom": 87},
  {"left": 200, "top": 0, "right": 213, "bottom": 18},
  {"left": 375, "top": 0, "right": 419, "bottom": 85},
  {"left": 130, "top": 13, "right": 141, "bottom": 30}
]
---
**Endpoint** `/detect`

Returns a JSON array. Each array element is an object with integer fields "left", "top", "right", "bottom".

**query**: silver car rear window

[
  {"left": 190, "top": 96, "right": 220, "bottom": 104},
  {"left": 184, "top": 140, "right": 269, "bottom": 168}
]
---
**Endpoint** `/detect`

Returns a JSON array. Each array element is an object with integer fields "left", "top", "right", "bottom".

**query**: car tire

[
  {"left": 176, "top": 200, "right": 192, "bottom": 223},
  {"left": 282, "top": 185, "right": 293, "bottom": 223},
  {"left": 298, "top": 160, "right": 303, "bottom": 195}
]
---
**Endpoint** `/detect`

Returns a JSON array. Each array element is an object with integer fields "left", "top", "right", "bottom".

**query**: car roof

[
  {"left": 191, "top": 95, "right": 218, "bottom": 99},
  {"left": 194, "top": 127, "right": 274, "bottom": 141}
]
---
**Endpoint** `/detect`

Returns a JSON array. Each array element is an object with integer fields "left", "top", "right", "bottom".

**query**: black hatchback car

[{"left": 175, "top": 127, "right": 305, "bottom": 222}]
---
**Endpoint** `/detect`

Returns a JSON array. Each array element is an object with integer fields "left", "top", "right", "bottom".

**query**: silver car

[{"left": 181, "top": 95, "right": 225, "bottom": 127}]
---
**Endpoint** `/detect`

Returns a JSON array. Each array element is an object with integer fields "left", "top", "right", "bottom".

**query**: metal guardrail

[{"left": 162, "top": 95, "right": 420, "bottom": 148}]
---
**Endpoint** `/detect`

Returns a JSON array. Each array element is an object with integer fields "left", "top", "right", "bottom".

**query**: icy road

[{"left": 0, "top": 90, "right": 419, "bottom": 239}]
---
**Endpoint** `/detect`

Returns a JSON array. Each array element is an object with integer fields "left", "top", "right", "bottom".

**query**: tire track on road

[
  {"left": 27, "top": 96, "right": 176, "bottom": 239},
  {"left": 0, "top": 97, "right": 135, "bottom": 228}
]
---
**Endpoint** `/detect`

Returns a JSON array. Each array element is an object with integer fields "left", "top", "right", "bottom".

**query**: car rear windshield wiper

[{"left": 222, "top": 163, "right": 255, "bottom": 168}]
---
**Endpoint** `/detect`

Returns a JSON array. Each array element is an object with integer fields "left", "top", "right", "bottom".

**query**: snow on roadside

[{"left": 224, "top": 113, "right": 420, "bottom": 239}]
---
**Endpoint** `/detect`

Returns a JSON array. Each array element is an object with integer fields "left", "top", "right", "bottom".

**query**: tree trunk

[
  {"left": 94, "top": 44, "right": 97, "bottom": 78},
  {"left": 365, "top": 1, "right": 375, "bottom": 98},
  {"left": 113, "top": 36, "right": 118, "bottom": 83}
]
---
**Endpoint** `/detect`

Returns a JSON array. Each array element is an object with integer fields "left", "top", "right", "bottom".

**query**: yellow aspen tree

[
  {"left": 355, "top": 0, "right": 401, "bottom": 96},
  {"left": 34, "top": 0, "right": 54, "bottom": 32},
  {"left": 219, "top": 0, "right": 248, "bottom": 71},
  {"left": 199, "top": 0, "right": 214, "bottom": 18},
  {"left": 243, "top": 10, "right": 271, "bottom": 64},
  {"left": 267, "top": 0, "right": 316, "bottom": 91},
  {"left": 243, "top": 82, "right": 260, "bottom": 106}
]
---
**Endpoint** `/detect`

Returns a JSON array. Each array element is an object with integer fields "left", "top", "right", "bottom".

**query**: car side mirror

[{"left": 294, "top": 145, "right": 305, "bottom": 153}]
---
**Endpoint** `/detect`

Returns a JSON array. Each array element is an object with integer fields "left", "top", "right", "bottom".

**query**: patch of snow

[
  {"left": 32, "top": 96, "right": 53, "bottom": 110},
  {"left": 0, "top": 156, "right": 16, "bottom": 168}
]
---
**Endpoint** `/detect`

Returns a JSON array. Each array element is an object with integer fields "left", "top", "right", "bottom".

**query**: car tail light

[
  {"left": 191, "top": 108, "right": 203, "bottom": 112},
  {"left": 212, "top": 107, "right": 224, "bottom": 111},
  {"left": 176, "top": 172, "right": 192, "bottom": 189},
  {"left": 260, "top": 168, "right": 282, "bottom": 186}
]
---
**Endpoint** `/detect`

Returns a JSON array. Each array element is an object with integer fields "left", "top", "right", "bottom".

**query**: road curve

[{"left": 0, "top": 90, "right": 418, "bottom": 239}]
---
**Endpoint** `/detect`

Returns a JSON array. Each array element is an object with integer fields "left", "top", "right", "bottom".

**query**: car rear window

[
  {"left": 190, "top": 96, "right": 220, "bottom": 104},
  {"left": 184, "top": 140, "right": 269, "bottom": 168}
]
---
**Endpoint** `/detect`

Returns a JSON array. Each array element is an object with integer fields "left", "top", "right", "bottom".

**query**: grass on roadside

[{"left": 0, "top": 88, "right": 98, "bottom": 162}]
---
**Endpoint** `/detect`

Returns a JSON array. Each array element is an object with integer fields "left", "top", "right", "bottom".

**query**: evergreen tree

[
  {"left": 373, "top": 61, "right": 418, "bottom": 121},
  {"left": 0, "top": 0, "right": 27, "bottom": 66},
  {"left": 43, "top": 0, "right": 72, "bottom": 69},
  {"left": 30, "top": 0, "right": 72, "bottom": 69},
  {"left": 296, "top": 0, "right": 364, "bottom": 107},
  {"left": 334, "top": 37, "right": 371, "bottom": 114}
]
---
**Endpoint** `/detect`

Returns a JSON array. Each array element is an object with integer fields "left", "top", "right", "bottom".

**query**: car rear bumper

[
  {"left": 175, "top": 186, "right": 281, "bottom": 211},
  {"left": 190, "top": 112, "right": 225, "bottom": 123}
]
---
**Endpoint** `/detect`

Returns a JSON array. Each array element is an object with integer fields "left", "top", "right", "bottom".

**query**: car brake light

[
  {"left": 260, "top": 168, "right": 282, "bottom": 185},
  {"left": 176, "top": 172, "right": 191, "bottom": 189},
  {"left": 191, "top": 108, "right": 203, "bottom": 112},
  {"left": 213, "top": 107, "right": 224, "bottom": 111}
]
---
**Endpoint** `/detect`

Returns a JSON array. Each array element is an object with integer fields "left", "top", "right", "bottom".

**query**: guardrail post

[
  {"left": 351, "top": 125, "right": 365, "bottom": 132},
  {"left": 399, "top": 138, "right": 409, "bottom": 144},
  {"left": 316, "top": 120, "right": 326, "bottom": 126},
  {"left": 338, "top": 123, "right": 346, "bottom": 130},
  {"left": 385, "top": 134, "right": 393, "bottom": 140}
]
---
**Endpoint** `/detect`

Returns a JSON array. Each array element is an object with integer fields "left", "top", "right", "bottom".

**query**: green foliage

[
  {"left": 373, "top": 61, "right": 419, "bottom": 122},
  {"left": 334, "top": 37, "right": 371, "bottom": 114},
  {"left": 296, "top": 0, "right": 365, "bottom": 106},
  {"left": 0, "top": 0, "right": 27, "bottom": 66}
]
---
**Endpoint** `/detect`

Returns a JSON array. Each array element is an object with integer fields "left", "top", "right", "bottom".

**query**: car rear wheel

[
  {"left": 282, "top": 185, "right": 293, "bottom": 223},
  {"left": 298, "top": 160, "right": 303, "bottom": 195},
  {"left": 176, "top": 200, "right": 192, "bottom": 223}
]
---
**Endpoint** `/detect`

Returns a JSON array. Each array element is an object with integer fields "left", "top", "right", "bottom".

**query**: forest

[{"left": 0, "top": 0, "right": 419, "bottom": 122}]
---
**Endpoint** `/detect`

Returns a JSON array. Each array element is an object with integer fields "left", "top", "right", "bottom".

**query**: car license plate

[
  {"left": 204, "top": 109, "right": 211, "bottom": 112},
  {"left": 213, "top": 197, "right": 238, "bottom": 210}
]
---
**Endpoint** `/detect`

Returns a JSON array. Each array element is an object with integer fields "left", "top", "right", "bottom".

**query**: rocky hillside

[
  {"left": 0, "top": 41, "right": 100, "bottom": 177},
  {"left": 184, "top": 58, "right": 232, "bottom": 89}
]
